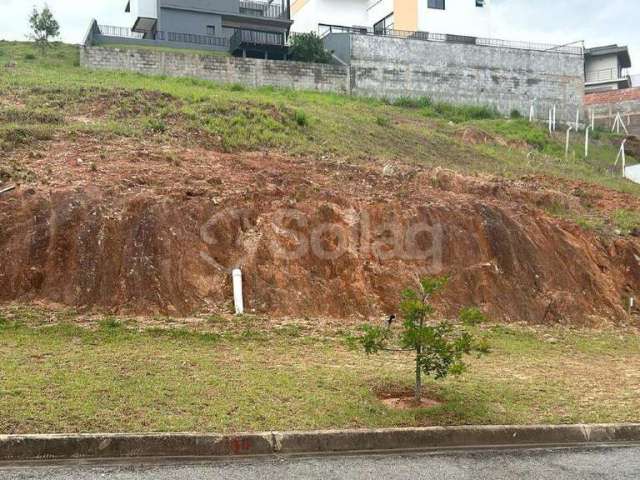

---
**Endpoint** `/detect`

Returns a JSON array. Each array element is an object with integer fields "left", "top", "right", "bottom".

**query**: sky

[{"left": 0, "top": 0, "right": 638, "bottom": 77}]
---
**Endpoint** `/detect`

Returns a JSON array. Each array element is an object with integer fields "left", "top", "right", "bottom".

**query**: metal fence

[{"left": 319, "top": 24, "right": 584, "bottom": 56}]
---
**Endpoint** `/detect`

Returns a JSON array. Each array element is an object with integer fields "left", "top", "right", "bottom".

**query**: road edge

[{"left": 1, "top": 424, "right": 640, "bottom": 461}]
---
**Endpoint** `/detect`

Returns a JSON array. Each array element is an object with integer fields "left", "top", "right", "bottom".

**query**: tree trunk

[{"left": 415, "top": 346, "right": 422, "bottom": 403}]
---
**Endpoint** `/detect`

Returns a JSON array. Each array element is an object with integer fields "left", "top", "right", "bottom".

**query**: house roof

[{"left": 585, "top": 44, "right": 632, "bottom": 68}]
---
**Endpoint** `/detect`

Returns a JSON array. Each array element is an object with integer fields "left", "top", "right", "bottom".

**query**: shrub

[
  {"left": 289, "top": 33, "right": 332, "bottom": 64},
  {"left": 294, "top": 109, "right": 308, "bottom": 127},
  {"left": 510, "top": 109, "right": 523, "bottom": 119},
  {"left": 359, "top": 276, "right": 489, "bottom": 403},
  {"left": 459, "top": 307, "right": 487, "bottom": 326},
  {"left": 24, "top": 53, "right": 36, "bottom": 60},
  {"left": 229, "top": 83, "right": 245, "bottom": 92}
]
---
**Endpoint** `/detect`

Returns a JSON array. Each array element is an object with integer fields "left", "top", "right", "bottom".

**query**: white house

[{"left": 291, "top": 0, "right": 492, "bottom": 38}]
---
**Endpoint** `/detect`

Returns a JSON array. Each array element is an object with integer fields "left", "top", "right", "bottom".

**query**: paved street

[{"left": 1, "top": 446, "right": 640, "bottom": 479}]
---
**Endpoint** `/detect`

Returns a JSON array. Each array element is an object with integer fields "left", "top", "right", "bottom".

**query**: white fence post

[
  {"left": 565, "top": 125, "right": 573, "bottom": 160},
  {"left": 584, "top": 126, "right": 591, "bottom": 158}
]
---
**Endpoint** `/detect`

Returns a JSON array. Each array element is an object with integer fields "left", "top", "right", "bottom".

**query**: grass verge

[{"left": 0, "top": 306, "right": 638, "bottom": 434}]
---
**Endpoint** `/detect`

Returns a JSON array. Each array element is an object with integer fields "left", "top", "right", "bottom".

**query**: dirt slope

[{"left": 1, "top": 141, "right": 639, "bottom": 325}]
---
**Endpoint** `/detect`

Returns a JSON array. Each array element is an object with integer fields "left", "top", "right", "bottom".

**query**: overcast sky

[{"left": 0, "top": 0, "right": 638, "bottom": 75}]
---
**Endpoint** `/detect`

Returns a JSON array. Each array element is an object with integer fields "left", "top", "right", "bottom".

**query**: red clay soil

[{"left": 1, "top": 138, "right": 640, "bottom": 325}]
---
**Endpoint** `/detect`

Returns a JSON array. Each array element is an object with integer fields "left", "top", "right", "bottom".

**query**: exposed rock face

[{"left": 1, "top": 150, "right": 639, "bottom": 324}]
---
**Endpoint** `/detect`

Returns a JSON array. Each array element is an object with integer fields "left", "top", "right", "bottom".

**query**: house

[
  {"left": 124, "top": 0, "right": 293, "bottom": 58},
  {"left": 290, "top": 0, "right": 492, "bottom": 38},
  {"left": 584, "top": 44, "right": 632, "bottom": 93}
]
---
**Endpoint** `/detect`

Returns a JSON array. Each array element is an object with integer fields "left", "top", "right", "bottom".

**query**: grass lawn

[{"left": 0, "top": 306, "right": 639, "bottom": 434}]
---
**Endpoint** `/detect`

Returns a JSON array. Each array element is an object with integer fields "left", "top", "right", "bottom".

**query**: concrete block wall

[
  {"left": 80, "top": 47, "right": 350, "bottom": 93},
  {"left": 81, "top": 36, "right": 585, "bottom": 123},
  {"left": 343, "top": 34, "right": 585, "bottom": 122}
]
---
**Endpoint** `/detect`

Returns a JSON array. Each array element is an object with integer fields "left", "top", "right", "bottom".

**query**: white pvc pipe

[{"left": 232, "top": 268, "right": 244, "bottom": 315}]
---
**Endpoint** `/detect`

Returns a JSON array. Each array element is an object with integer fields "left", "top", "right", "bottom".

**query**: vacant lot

[
  {"left": 0, "top": 306, "right": 638, "bottom": 434},
  {"left": 0, "top": 41, "right": 637, "bottom": 193}
]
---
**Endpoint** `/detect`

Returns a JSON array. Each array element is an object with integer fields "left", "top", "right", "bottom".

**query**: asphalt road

[{"left": 2, "top": 446, "right": 640, "bottom": 479}]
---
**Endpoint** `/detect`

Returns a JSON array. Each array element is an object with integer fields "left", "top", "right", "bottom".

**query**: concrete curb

[{"left": 1, "top": 424, "right": 640, "bottom": 462}]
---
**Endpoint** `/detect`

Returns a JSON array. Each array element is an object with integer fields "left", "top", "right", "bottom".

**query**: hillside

[{"left": 1, "top": 41, "right": 640, "bottom": 325}]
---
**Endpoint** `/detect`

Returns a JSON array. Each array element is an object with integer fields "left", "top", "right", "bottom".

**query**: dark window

[
  {"left": 206, "top": 25, "right": 215, "bottom": 36},
  {"left": 476, "top": 0, "right": 484, "bottom": 6},
  {"left": 428, "top": 0, "right": 445, "bottom": 9},
  {"left": 373, "top": 13, "right": 394, "bottom": 34}
]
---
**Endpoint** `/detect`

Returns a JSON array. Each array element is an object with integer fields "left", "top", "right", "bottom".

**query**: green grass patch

[
  {"left": 0, "top": 307, "right": 639, "bottom": 434},
  {"left": 0, "top": 107, "right": 64, "bottom": 124}
]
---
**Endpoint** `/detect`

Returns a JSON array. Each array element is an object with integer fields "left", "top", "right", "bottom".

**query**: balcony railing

[
  {"left": 319, "top": 24, "right": 585, "bottom": 56},
  {"left": 586, "top": 67, "right": 631, "bottom": 84},
  {"left": 97, "top": 25, "right": 230, "bottom": 48},
  {"left": 230, "top": 28, "right": 287, "bottom": 51},
  {"left": 98, "top": 25, "right": 144, "bottom": 39},
  {"left": 239, "top": 1, "right": 290, "bottom": 20}
]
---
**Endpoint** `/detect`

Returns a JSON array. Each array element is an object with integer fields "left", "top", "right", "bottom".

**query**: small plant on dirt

[
  {"left": 99, "top": 316, "right": 123, "bottom": 330},
  {"left": 611, "top": 209, "right": 640, "bottom": 235},
  {"left": 359, "top": 276, "right": 489, "bottom": 403},
  {"left": 28, "top": 4, "right": 60, "bottom": 54},
  {"left": 144, "top": 117, "right": 167, "bottom": 133},
  {"left": 375, "top": 115, "right": 390, "bottom": 127}
]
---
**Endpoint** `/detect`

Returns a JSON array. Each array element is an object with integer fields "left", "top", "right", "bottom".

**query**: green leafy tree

[
  {"left": 289, "top": 33, "right": 332, "bottom": 64},
  {"left": 29, "top": 4, "right": 60, "bottom": 53},
  {"left": 360, "top": 276, "right": 489, "bottom": 403}
]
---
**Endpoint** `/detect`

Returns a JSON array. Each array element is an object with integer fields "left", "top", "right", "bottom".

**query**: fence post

[
  {"left": 565, "top": 125, "right": 573, "bottom": 160},
  {"left": 584, "top": 126, "right": 591, "bottom": 158}
]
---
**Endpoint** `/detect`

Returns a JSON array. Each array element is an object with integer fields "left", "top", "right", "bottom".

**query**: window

[
  {"left": 206, "top": 25, "right": 216, "bottom": 36},
  {"left": 476, "top": 0, "right": 484, "bottom": 6},
  {"left": 374, "top": 13, "right": 394, "bottom": 35},
  {"left": 428, "top": 0, "right": 445, "bottom": 10}
]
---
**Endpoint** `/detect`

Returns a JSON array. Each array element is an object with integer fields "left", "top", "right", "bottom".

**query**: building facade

[
  {"left": 291, "top": 0, "right": 492, "bottom": 38},
  {"left": 125, "top": 0, "right": 293, "bottom": 57},
  {"left": 584, "top": 44, "right": 632, "bottom": 93}
]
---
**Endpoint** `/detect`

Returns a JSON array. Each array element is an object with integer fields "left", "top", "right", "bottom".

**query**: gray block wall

[
  {"left": 81, "top": 47, "right": 350, "bottom": 93},
  {"left": 81, "top": 33, "right": 585, "bottom": 122},
  {"left": 341, "top": 34, "right": 585, "bottom": 122}
]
